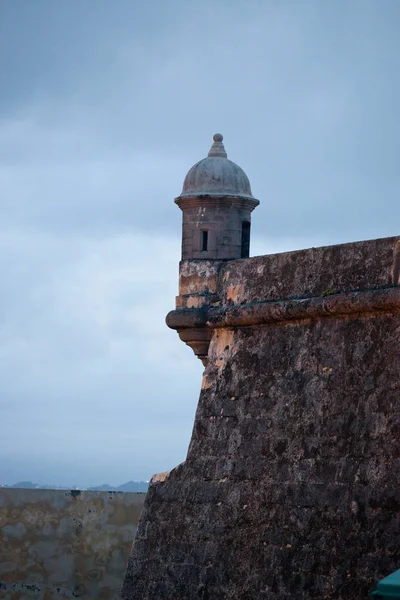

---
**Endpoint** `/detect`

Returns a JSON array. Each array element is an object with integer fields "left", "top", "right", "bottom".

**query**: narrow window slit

[
  {"left": 201, "top": 230, "right": 208, "bottom": 252},
  {"left": 241, "top": 222, "right": 250, "bottom": 258}
]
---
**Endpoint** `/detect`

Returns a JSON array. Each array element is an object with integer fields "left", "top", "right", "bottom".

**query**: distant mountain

[
  {"left": 3, "top": 480, "right": 149, "bottom": 492},
  {"left": 115, "top": 481, "right": 148, "bottom": 493},
  {"left": 87, "top": 483, "right": 115, "bottom": 492},
  {"left": 6, "top": 481, "right": 73, "bottom": 490},
  {"left": 11, "top": 481, "right": 37, "bottom": 489},
  {"left": 88, "top": 481, "right": 148, "bottom": 492}
]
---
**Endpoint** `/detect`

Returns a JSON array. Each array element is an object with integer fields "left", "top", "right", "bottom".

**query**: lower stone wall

[
  {"left": 122, "top": 311, "right": 400, "bottom": 599},
  {"left": 0, "top": 488, "right": 145, "bottom": 599}
]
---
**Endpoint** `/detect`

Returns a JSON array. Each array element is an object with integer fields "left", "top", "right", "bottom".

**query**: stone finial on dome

[{"left": 208, "top": 133, "right": 227, "bottom": 158}]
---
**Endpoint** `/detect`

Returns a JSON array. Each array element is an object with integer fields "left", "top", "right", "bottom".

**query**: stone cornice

[
  {"left": 174, "top": 195, "right": 260, "bottom": 211},
  {"left": 166, "top": 286, "right": 400, "bottom": 332}
]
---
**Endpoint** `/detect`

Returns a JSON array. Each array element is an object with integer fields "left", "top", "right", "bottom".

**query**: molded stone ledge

[
  {"left": 167, "top": 286, "right": 400, "bottom": 364},
  {"left": 166, "top": 308, "right": 208, "bottom": 330},
  {"left": 175, "top": 195, "right": 259, "bottom": 211},
  {"left": 167, "top": 286, "right": 400, "bottom": 332},
  {"left": 207, "top": 286, "right": 400, "bottom": 328}
]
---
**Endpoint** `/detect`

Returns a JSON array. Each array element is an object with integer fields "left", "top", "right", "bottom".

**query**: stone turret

[
  {"left": 168, "top": 134, "right": 259, "bottom": 365},
  {"left": 175, "top": 133, "right": 259, "bottom": 260}
]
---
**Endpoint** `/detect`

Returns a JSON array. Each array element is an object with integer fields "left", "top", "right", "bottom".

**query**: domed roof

[{"left": 176, "top": 134, "right": 257, "bottom": 201}]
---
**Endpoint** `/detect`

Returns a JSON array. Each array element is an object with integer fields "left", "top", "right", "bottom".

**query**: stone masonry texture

[
  {"left": 0, "top": 488, "right": 145, "bottom": 599},
  {"left": 178, "top": 197, "right": 256, "bottom": 261},
  {"left": 122, "top": 236, "right": 400, "bottom": 600}
]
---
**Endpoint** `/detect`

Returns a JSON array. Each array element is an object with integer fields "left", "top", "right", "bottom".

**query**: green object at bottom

[{"left": 370, "top": 570, "right": 400, "bottom": 598}]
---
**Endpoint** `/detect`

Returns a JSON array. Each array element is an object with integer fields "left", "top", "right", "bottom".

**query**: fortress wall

[
  {"left": 122, "top": 235, "right": 400, "bottom": 600},
  {"left": 217, "top": 235, "right": 399, "bottom": 304},
  {"left": 0, "top": 488, "right": 145, "bottom": 599}
]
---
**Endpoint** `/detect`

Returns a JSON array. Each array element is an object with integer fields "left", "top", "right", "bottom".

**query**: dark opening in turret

[
  {"left": 241, "top": 221, "right": 250, "bottom": 258},
  {"left": 201, "top": 230, "right": 208, "bottom": 252}
]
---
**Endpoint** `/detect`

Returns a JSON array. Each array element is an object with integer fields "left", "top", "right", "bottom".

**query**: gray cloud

[
  {"left": 0, "top": 0, "right": 399, "bottom": 485},
  {"left": 0, "top": 229, "right": 202, "bottom": 485}
]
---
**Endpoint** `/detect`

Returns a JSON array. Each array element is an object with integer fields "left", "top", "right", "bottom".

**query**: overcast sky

[{"left": 1, "top": 0, "right": 399, "bottom": 487}]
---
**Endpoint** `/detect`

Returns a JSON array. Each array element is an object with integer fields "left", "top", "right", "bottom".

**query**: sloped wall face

[
  {"left": 122, "top": 236, "right": 400, "bottom": 600},
  {"left": 0, "top": 488, "right": 145, "bottom": 599},
  {"left": 189, "top": 318, "right": 400, "bottom": 598}
]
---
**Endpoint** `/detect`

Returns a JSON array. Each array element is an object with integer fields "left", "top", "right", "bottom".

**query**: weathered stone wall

[
  {"left": 122, "top": 236, "right": 400, "bottom": 599},
  {"left": 0, "top": 488, "right": 145, "bottom": 599}
]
